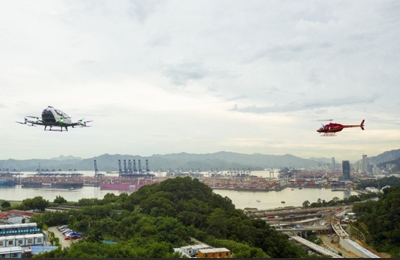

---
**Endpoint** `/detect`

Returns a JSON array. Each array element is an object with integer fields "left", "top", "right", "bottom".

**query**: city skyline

[{"left": 1, "top": 1, "right": 399, "bottom": 161}]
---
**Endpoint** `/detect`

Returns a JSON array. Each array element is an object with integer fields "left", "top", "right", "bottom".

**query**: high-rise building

[
  {"left": 342, "top": 160, "right": 351, "bottom": 180},
  {"left": 332, "top": 157, "right": 336, "bottom": 171},
  {"left": 361, "top": 155, "right": 368, "bottom": 174}
]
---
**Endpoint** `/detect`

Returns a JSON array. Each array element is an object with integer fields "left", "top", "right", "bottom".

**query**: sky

[{"left": 1, "top": 0, "right": 400, "bottom": 162}]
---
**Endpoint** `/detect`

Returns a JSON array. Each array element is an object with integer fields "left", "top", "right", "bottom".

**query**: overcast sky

[{"left": 1, "top": 0, "right": 399, "bottom": 162}]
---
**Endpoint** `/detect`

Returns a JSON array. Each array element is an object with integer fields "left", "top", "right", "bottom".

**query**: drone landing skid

[
  {"left": 321, "top": 133, "right": 336, "bottom": 137},
  {"left": 44, "top": 128, "right": 68, "bottom": 132}
]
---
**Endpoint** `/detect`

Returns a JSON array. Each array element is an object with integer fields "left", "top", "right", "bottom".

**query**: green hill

[
  {"left": 352, "top": 186, "right": 400, "bottom": 257},
  {"left": 32, "top": 177, "right": 308, "bottom": 258}
]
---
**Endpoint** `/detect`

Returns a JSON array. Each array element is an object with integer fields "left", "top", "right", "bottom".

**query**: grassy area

[{"left": 0, "top": 200, "right": 22, "bottom": 208}]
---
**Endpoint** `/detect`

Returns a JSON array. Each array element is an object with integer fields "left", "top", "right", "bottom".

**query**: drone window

[{"left": 55, "top": 110, "right": 69, "bottom": 118}]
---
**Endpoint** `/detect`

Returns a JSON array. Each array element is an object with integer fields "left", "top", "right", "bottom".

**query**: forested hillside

[
  {"left": 352, "top": 186, "right": 400, "bottom": 257},
  {"left": 367, "top": 148, "right": 400, "bottom": 165},
  {"left": 355, "top": 176, "right": 400, "bottom": 190},
  {"left": 32, "top": 177, "right": 308, "bottom": 258}
]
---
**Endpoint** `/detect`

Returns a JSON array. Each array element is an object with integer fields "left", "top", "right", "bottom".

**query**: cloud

[
  {"left": 163, "top": 61, "right": 208, "bottom": 86},
  {"left": 242, "top": 40, "right": 333, "bottom": 64},
  {"left": 230, "top": 95, "right": 380, "bottom": 114},
  {"left": 127, "top": 0, "right": 161, "bottom": 24}
]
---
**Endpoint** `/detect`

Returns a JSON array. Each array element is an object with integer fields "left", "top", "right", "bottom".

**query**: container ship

[
  {"left": 100, "top": 173, "right": 157, "bottom": 191},
  {"left": 0, "top": 172, "right": 20, "bottom": 187},
  {"left": 21, "top": 172, "right": 84, "bottom": 189},
  {"left": 0, "top": 179, "right": 17, "bottom": 187}
]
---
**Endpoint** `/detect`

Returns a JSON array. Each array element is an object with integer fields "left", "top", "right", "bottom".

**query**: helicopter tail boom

[{"left": 343, "top": 119, "right": 365, "bottom": 130}]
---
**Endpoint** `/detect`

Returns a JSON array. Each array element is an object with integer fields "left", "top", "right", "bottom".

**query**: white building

[{"left": 173, "top": 244, "right": 212, "bottom": 258}]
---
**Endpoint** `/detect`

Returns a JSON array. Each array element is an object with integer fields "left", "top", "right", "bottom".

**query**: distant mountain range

[
  {"left": 1, "top": 151, "right": 331, "bottom": 172},
  {"left": 366, "top": 149, "right": 400, "bottom": 165},
  {"left": 1, "top": 149, "right": 399, "bottom": 172}
]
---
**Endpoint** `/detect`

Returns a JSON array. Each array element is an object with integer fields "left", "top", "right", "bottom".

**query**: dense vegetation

[
  {"left": 30, "top": 177, "right": 309, "bottom": 258},
  {"left": 352, "top": 186, "right": 400, "bottom": 257},
  {"left": 355, "top": 176, "right": 400, "bottom": 190},
  {"left": 302, "top": 191, "right": 377, "bottom": 209}
]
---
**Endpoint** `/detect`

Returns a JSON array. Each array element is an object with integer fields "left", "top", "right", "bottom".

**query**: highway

[
  {"left": 275, "top": 226, "right": 331, "bottom": 232},
  {"left": 285, "top": 233, "right": 343, "bottom": 258}
]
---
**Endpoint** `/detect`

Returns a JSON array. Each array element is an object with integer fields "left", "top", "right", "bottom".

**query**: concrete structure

[
  {"left": 331, "top": 210, "right": 380, "bottom": 258},
  {"left": 340, "top": 238, "right": 380, "bottom": 258},
  {"left": 289, "top": 234, "right": 343, "bottom": 258}
]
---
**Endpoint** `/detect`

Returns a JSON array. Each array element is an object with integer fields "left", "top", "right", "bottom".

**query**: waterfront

[
  {"left": 0, "top": 170, "right": 360, "bottom": 209},
  {"left": 0, "top": 184, "right": 357, "bottom": 210},
  {"left": 215, "top": 188, "right": 357, "bottom": 210}
]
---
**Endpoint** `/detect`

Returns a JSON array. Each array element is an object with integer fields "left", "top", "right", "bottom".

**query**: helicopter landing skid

[{"left": 321, "top": 133, "right": 336, "bottom": 136}]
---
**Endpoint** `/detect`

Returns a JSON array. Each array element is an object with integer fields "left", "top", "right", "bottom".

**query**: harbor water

[{"left": 0, "top": 170, "right": 358, "bottom": 209}]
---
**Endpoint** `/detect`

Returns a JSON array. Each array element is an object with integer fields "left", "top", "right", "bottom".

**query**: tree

[
  {"left": 302, "top": 200, "right": 310, "bottom": 209},
  {"left": 1, "top": 201, "right": 11, "bottom": 208},
  {"left": 21, "top": 196, "right": 49, "bottom": 211},
  {"left": 32, "top": 177, "right": 307, "bottom": 258},
  {"left": 54, "top": 196, "right": 67, "bottom": 204}
]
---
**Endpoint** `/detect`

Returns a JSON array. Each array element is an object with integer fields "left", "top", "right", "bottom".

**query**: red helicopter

[{"left": 317, "top": 119, "right": 365, "bottom": 136}]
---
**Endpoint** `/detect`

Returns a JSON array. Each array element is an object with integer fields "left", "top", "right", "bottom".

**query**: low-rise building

[
  {"left": 198, "top": 248, "right": 231, "bottom": 258},
  {"left": 0, "top": 246, "right": 23, "bottom": 258},
  {"left": 173, "top": 244, "right": 211, "bottom": 258},
  {"left": 45, "top": 206, "right": 81, "bottom": 212}
]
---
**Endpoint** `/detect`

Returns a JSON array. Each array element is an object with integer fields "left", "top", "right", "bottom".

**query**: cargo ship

[
  {"left": 100, "top": 173, "right": 157, "bottom": 191},
  {"left": 0, "top": 180, "right": 17, "bottom": 187},
  {"left": 0, "top": 172, "right": 20, "bottom": 187},
  {"left": 21, "top": 172, "right": 84, "bottom": 189}
]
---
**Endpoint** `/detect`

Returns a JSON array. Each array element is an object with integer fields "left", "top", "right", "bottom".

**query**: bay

[
  {"left": 0, "top": 170, "right": 357, "bottom": 209},
  {"left": 0, "top": 185, "right": 357, "bottom": 210}
]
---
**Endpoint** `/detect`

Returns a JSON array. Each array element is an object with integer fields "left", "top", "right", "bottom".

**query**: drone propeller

[
  {"left": 16, "top": 121, "right": 36, "bottom": 127},
  {"left": 79, "top": 119, "right": 92, "bottom": 126},
  {"left": 25, "top": 116, "right": 41, "bottom": 124}
]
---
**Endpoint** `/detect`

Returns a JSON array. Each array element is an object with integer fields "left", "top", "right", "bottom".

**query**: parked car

[
  {"left": 62, "top": 229, "right": 72, "bottom": 235},
  {"left": 58, "top": 225, "right": 68, "bottom": 231},
  {"left": 64, "top": 231, "right": 75, "bottom": 237}
]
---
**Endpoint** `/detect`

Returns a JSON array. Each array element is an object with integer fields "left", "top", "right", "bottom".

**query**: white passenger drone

[{"left": 16, "top": 106, "right": 92, "bottom": 132}]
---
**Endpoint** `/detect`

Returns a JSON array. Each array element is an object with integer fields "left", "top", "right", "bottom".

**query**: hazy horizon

[
  {"left": 1, "top": 1, "right": 399, "bottom": 162},
  {"left": 1, "top": 149, "right": 395, "bottom": 165}
]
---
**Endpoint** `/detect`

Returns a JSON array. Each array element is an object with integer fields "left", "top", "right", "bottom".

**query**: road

[
  {"left": 288, "top": 234, "right": 343, "bottom": 258},
  {"left": 320, "top": 234, "right": 360, "bottom": 258}
]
